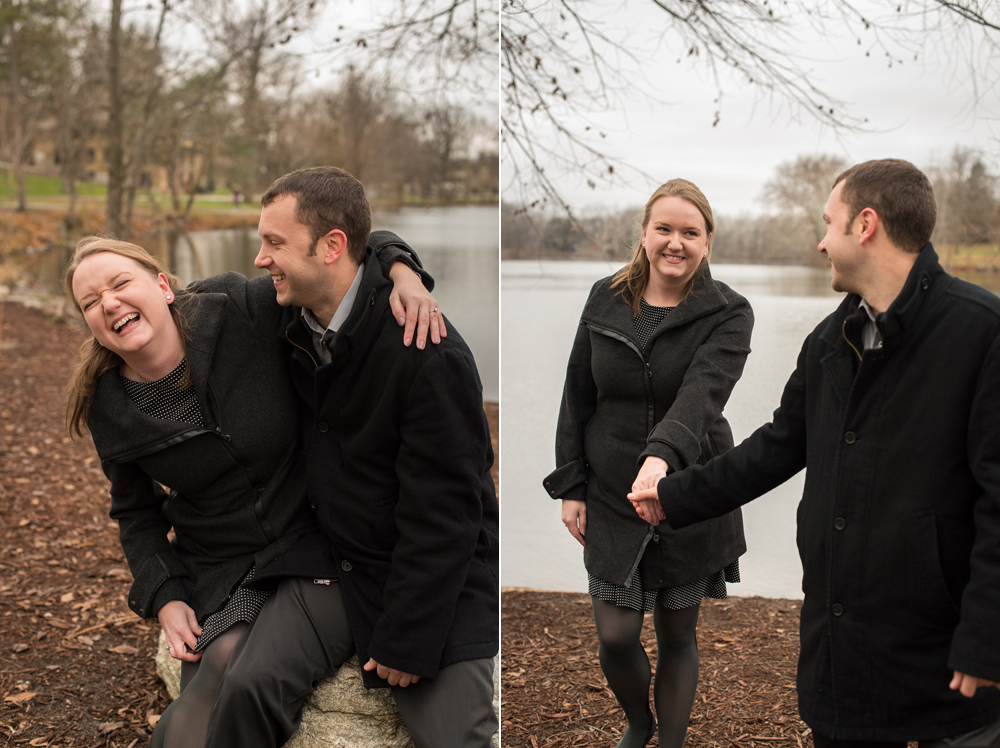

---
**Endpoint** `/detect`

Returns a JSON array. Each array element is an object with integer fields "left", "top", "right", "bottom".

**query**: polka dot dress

[
  {"left": 121, "top": 358, "right": 271, "bottom": 651},
  {"left": 587, "top": 297, "right": 741, "bottom": 612}
]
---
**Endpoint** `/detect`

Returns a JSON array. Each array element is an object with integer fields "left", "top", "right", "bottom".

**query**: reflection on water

[{"left": 21, "top": 206, "right": 499, "bottom": 401}]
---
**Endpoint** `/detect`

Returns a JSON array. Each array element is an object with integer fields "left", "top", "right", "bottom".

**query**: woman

[
  {"left": 63, "top": 235, "right": 434, "bottom": 748},
  {"left": 543, "top": 179, "right": 753, "bottom": 748}
]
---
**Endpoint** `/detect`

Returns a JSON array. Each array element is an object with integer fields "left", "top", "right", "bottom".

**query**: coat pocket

[{"left": 907, "top": 512, "right": 961, "bottom": 629}]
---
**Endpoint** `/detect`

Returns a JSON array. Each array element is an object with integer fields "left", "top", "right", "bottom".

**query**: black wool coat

[
  {"left": 89, "top": 272, "right": 313, "bottom": 621},
  {"left": 88, "top": 239, "right": 417, "bottom": 622},
  {"left": 544, "top": 269, "right": 753, "bottom": 588},
  {"left": 656, "top": 246, "right": 1000, "bottom": 740},
  {"left": 279, "top": 249, "right": 499, "bottom": 689}
]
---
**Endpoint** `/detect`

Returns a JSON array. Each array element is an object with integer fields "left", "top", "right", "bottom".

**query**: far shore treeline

[{"left": 503, "top": 151, "right": 1000, "bottom": 274}]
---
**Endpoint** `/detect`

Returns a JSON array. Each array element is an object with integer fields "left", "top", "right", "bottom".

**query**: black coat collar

[
  {"left": 581, "top": 266, "right": 728, "bottom": 343},
  {"left": 89, "top": 291, "right": 227, "bottom": 462}
]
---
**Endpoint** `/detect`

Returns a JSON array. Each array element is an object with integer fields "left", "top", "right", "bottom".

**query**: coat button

[
  {"left": 844, "top": 432, "right": 856, "bottom": 444},
  {"left": 834, "top": 517, "right": 846, "bottom": 531},
  {"left": 832, "top": 603, "right": 844, "bottom": 616},
  {"left": 544, "top": 481, "right": 552, "bottom": 488},
  {"left": 138, "top": 608, "right": 144, "bottom": 616},
  {"left": 310, "top": 501, "right": 317, "bottom": 510},
  {"left": 341, "top": 560, "right": 352, "bottom": 572},
  {"left": 318, "top": 422, "right": 329, "bottom": 433},
  {"left": 652, "top": 533, "right": 659, "bottom": 542},
  {"left": 921, "top": 277, "right": 929, "bottom": 290}
]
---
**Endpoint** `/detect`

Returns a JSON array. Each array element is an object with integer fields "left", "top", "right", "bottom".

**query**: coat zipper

[{"left": 585, "top": 321, "right": 656, "bottom": 587}]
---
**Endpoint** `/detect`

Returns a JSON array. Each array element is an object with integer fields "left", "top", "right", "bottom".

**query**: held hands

[
  {"left": 950, "top": 671, "right": 1000, "bottom": 697},
  {"left": 388, "top": 262, "right": 447, "bottom": 350},
  {"left": 561, "top": 500, "right": 587, "bottom": 547},
  {"left": 629, "top": 457, "right": 668, "bottom": 526},
  {"left": 157, "top": 600, "right": 203, "bottom": 663},
  {"left": 364, "top": 657, "right": 421, "bottom": 687}
]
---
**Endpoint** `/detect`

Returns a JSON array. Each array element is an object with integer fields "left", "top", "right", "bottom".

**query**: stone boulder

[{"left": 155, "top": 632, "right": 499, "bottom": 747}]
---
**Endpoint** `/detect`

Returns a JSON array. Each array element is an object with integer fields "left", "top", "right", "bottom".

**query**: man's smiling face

[{"left": 255, "top": 193, "right": 326, "bottom": 309}]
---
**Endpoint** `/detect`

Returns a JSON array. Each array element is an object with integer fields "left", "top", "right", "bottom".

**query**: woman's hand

[
  {"left": 627, "top": 484, "right": 665, "bottom": 526},
  {"left": 629, "top": 457, "right": 668, "bottom": 525},
  {"left": 561, "top": 500, "right": 587, "bottom": 547},
  {"left": 632, "top": 456, "right": 668, "bottom": 493},
  {"left": 157, "top": 600, "right": 203, "bottom": 663},
  {"left": 388, "top": 262, "right": 447, "bottom": 350}
]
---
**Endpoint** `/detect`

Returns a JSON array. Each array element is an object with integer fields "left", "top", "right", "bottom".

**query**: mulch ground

[
  {"left": 502, "top": 589, "right": 809, "bottom": 748},
  {"left": 0, "top": 299, "right": 499, "bottom": 747}
]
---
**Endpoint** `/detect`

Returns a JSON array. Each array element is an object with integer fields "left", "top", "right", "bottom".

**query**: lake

[
  {"left": 500, "top": 260, "right": 846, "bottom": 600},
  {"left": 31, "top": 205, "right": 499, "bottom": 401}
]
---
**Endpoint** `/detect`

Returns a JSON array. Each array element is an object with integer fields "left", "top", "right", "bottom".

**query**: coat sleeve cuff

[
  {"left": 542, "top": 459, "right": 587, "bottom": 500},
  {"left": 126, "top": 552, "right": 190, "bottom": 619},
  {"left": 646, "top": 419, "right": 699, "bottom": 469},
  {"left": 370, "top": 230, "right": 435, "bottom": 292},
  {"left": 638, "top": 442, "right": 685, "bottom": 473}
]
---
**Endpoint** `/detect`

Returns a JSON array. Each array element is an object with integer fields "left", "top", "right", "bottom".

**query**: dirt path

[
  {"left": 0, "top": 300, "right": 498, "bottom": 747},
  {"left": 502, "top": 589, "right": 809, "bottom": 748}
]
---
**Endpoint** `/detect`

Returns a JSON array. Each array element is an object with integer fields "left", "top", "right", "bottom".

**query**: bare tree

[
  {"left": 501, "top": 0, "right": 1000, "bottom": 213},
  {"left": 761, "top": 154, "right": 848, "bottom": 247}
]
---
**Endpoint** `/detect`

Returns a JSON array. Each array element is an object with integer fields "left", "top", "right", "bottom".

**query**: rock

[{"left": 156, "top": 632, "right": 499, "bottom": 746}]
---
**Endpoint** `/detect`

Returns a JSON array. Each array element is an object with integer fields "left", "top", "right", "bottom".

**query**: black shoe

[{"left": 615, "top": 709, "right": 656, "bottom": 748}]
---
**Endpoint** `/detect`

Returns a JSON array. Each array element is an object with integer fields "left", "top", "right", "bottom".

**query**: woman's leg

[
  {"left": 652, "top": 604, "right": 701, "bottom": 748},
  {"left": 591, "top": 597, "right": 655, "bottom": 748},
  {"left": 149, "top": 622, "right": 249, "bottom": 748}
]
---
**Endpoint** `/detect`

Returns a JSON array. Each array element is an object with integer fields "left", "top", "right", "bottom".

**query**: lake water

[
  {"left": 33, "top": 205, "right": 499, "bottom": 401},
  {"left": 501, "top": 260, "right": 845, "bottom": 600}
]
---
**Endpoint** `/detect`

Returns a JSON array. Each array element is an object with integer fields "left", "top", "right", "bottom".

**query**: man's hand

[
  {"left": 950, "top": 671, "right": 1000, "bottom": 697},
  {"left": 388, "top": 262, "right": 447, "bottom": 350},
  {"left": 157, "top": 600, "right": 203, "bottom": 663},
  {"left": 561, "top": 499, "right": 587, "bottom": 547},
  {"left": 364, "top": 657, "right": 421, "bottom": 687},
  {"left": 628, "top": 484, "right": 665, "bottom": 525}
]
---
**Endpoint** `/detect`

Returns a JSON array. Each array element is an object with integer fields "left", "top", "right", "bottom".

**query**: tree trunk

[
  {"left": 9, "top": 22, "right": 26, "bottom": 212},
  {"left": 105, "top": 0, "right": 125, "bottom": 235}
]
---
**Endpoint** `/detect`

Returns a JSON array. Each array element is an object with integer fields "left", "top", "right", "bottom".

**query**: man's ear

[
  {"left": 320, "top": 229, "right": 349, "bottom": 265},
  {"left": 857, "top": 207, "right": 879, "bottom": 245}
]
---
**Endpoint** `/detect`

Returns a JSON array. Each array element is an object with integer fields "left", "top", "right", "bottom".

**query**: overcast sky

[{"left": 501, "top": 0, "right": 1000, "bottom": 218}]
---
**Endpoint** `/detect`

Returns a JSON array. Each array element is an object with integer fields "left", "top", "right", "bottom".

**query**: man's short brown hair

[
  {"left": 833, "top": 159, "right": 936, "bottom": 253},
  {"left": 261, "top": 167, "right": 372, "bottom": 263}
]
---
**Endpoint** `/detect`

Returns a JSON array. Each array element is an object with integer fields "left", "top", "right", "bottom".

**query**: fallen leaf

[
  {"left": 15, "top": 477, "right": 30, "bottom": 484},
  {"left": 97, "top": 721, "right": 124, "bottom": 735},
  {"left": 108, "top": 644, "right": 139, "bottom": 655},
  {"left": 4, "top": 691, "right": 36, "bottom": 704},
  {"left": 63, "top": 484, "right": 75, "bottom": 491},
  {"left": 18, "top": 518, "right": 31, "bottom": 526},
  {"left": 45, "top": 619, "right": 71, "bottom": 629},
  {"left": 29, "top": 737, "right": 51, "bottom": 746},
  {"left": 12, "top": 643, "right": 28, "bottom": 652},
  {"left": 147, "top": 713, "right": 161, "bottom": 727},
  {"left": 78, "top": 635, "right": 94, "bottom": 646},
  {"left": 26, "top": 446, "right": 39, "bottom": 455},
  {"left": 60, "top": 592, "right": 74, "bottom": 603}
]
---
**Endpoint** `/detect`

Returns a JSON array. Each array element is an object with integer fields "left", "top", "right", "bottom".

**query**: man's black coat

[
  {"left": 279, "top": 242, "right": 499, "bottom": 689},
  {"left": 656, "top": 246, "right": 1000, "bottom": 740}
]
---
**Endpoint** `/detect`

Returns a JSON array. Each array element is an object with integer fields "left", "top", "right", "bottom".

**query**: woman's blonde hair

[
  {"left": 612, "top": 179, "right": 715, "bottom": 315},
  {"left": 63, "top": 236, "right": 187, "bottom": 437}
]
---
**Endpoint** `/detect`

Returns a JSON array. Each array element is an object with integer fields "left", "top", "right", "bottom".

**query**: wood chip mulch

[
  {"left": 0, "top": 300, "right": 171, "bottom": 747},
  {"left": 0, "top": 298, "right": 500, "bottom": 747},
  {"left": 501, "top": 589, "right": 810, "bottom": 748}
]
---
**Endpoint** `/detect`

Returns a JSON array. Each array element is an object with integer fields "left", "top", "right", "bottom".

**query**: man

[
  {"left": 630, "top": 159, "right": 1000, "bottom": 746},
  {"left": 206, "top": 167, "right": 499, "bottom": 747}
]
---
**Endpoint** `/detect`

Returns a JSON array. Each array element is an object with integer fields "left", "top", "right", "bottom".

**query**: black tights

[
  {"left": 149, "top": 623, "right": 248, "bottom": 748},
  {"left": 592, "top": 597, "right": 701, "bottom": 748}
]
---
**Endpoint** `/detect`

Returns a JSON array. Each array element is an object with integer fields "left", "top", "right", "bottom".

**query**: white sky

[{"left": 501, "top": 0, "right": 1000, "bottom": 218}]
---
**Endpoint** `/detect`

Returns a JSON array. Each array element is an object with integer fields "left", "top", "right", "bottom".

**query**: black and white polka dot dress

[
  {"left": 122, "top": 359, "right": 271, "bottom": 651},
  {"left": 587, "top": 298, "right": 740, "bottom": 612}
]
